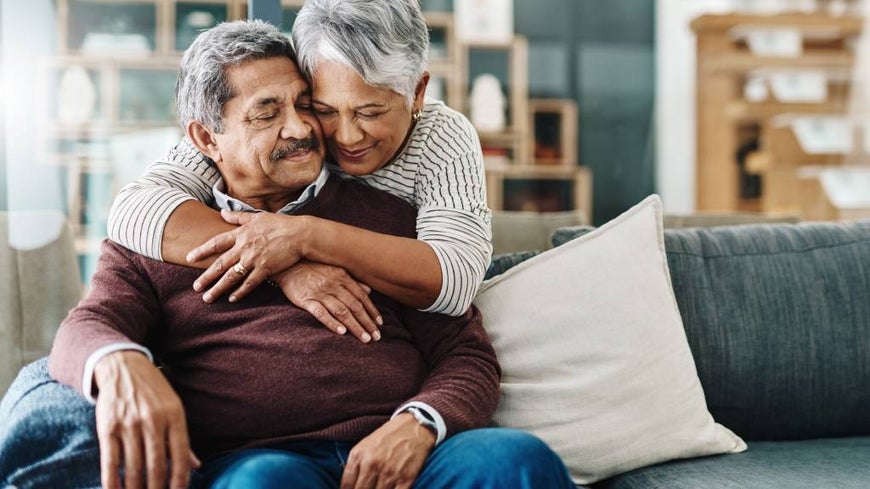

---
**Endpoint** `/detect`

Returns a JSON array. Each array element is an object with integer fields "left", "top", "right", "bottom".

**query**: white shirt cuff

[
  {"left": 82, "top": 343, "right": 153, "bottom": 404},
  {"left": 392, "top": 401, "right": 447, "bottom": 445}
]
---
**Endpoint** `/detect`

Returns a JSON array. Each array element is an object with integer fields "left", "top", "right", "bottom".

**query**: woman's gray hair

[
  {"left": 176, "top": 19, "right": 296, "bottom": 133},
  {"left": 292, "top": 0, "right": 429, "bottom": 107}
]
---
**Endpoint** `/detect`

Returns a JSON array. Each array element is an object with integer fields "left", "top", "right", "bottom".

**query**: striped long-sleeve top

[{"left": 107, "top": 98, "right": 492, "bottom": 316}]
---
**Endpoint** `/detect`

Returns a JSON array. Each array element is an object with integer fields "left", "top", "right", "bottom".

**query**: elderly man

[{"left": 12, "top": 20, "right": 576, "bottom": 489}]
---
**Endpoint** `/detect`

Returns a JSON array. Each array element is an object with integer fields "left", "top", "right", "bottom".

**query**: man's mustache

[{"left": 271, "top": 135, "right": 319, "bottom": 160}]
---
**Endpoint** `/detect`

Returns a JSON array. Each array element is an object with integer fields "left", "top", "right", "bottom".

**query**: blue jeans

[
  {"left": 195, "top": 429, "right": 575, "bottom": 489},
  {"left": 0, "top": 358, "right": 101, "bottom": 489},
  {"left": 1, "top": 359, "right": 575, "bottom": 489}
]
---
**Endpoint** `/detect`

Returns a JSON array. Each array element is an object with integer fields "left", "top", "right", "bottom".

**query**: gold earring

[{"left": 412, "top": 109, "right": 422, "bottom": 122}]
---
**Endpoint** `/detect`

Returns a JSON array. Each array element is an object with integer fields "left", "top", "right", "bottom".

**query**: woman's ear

[
  {"left": 413, "top": 72, "right": 430, "bottom": 110},
  {"left": 186, "top": 121, "right": 222, "bottom": 163}
]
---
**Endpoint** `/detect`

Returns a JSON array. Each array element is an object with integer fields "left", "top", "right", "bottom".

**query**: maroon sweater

[{"left": 49, "top": 176, "right": 500, "bottom": 459}]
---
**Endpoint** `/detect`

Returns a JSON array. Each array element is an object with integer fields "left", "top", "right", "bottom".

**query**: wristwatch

[{"left": 406, "top": 406, "right": 438, "bottom": 435}]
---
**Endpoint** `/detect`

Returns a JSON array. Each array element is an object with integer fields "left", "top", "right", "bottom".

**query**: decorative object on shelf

[
  {"left": 825, "top": 0, "right": 851, "bottom": 16},
  {"left": 736, "top": 0, "right": 815, "bottom": 14},
  {"left": 743, "top": 28, "right": 803, "bottom": 57},
  {"left": 456, "top": 0, "right": 513, "bottom": 45},
  {"left": 469, "top": 74, "right": 507, "bottom": 132},
  {"left": 176, "top": 2, "right": 227, "bottom": 52},
  {"left": 177, "top": 10, "right": 218, "bottom": 51},
  {"left": 57, "top": 66, "right": 97, "bottom": 124},
  {"left": 82, "top": 33, "right": 150, "bottom": 55},
  {"left": 790, "top": 116, "right": 853, "bottom": 154},
  {"left": 482, "top": 146, "right": 511, "bottom": 170},
  {"left": 816, "top": 166, "right": 870, "bottom": 211},
  {"left": 743, "top": 75, "right": 769, "bottom": 102},
  {"left": 768, "top": 70, "right": 828, "bottom": 102},
  {"left": 467, "top": 36, "right": 530, "bottom": 168},
  {"left": 80, "top": 13, "right": 150, "bottom": 56}
]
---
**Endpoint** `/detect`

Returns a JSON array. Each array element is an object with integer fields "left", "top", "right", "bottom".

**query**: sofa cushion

[
  {"left": 475, "top": 195, "right": 745, "bottom": 485},
  {"left": 594, "top": 437, "right": 870, "bottom": 489},
  {"left": 484, "top": 250, "right": 542, "bottom": 280},
  {"left": 555, "top": 220, "right": 870, "bottom": 441},
  {"left": 491, "top": 210, "right": 587, "bottom": 254},
  {"left": 0, "top": 212, "right": 82, "bottom": 395}
]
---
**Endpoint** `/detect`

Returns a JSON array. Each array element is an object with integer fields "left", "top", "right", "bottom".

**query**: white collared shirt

[{"left": 211, "top": 166, "right": 330, "bottom": 214}]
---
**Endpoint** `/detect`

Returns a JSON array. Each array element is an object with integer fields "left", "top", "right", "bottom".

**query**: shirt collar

[{"left": 212, "top": 166, "right": 330, "bottom": 214}]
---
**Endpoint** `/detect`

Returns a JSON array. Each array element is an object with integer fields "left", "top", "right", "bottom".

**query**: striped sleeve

[
  {"left": 418, "top": 208, "right": 492, "bottom": 316},
  {"left": 107, "top": 138, "right": 220, "bottom": 260},
  {"left": 415, "top": 111, "right": 493, "bottom": 316}
]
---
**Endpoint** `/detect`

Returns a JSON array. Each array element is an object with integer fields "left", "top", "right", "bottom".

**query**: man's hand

[
  {"left": 272, "top": 261, "right": 383, "bottom": 343},
  {"left": 93, "top": 351, "right": 200, "bottom": 489},
  {"left": 341, "top": 413, "right": 436, "bottom": 489},
  {"left": 186, "top": 210, "right": 310, "bottom": 303}
]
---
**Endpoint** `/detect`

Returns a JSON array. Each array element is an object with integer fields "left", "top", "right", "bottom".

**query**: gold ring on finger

[{"left": 233, "top": 263, "right": 248, "bottom": 276}]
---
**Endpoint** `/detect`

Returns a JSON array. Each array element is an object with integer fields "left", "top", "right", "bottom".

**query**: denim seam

[{"left": 6, "top": 380, "right": 57, "bottom": 414}]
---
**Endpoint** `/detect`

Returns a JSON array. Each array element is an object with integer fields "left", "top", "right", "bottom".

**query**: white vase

[{"left": 57, "top": 66, "right": 97, "bottom": 124}]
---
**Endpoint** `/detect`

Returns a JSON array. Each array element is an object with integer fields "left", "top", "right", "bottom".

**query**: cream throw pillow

[{"left": 475, "top": 195, "right": 746, "bottom": 484}]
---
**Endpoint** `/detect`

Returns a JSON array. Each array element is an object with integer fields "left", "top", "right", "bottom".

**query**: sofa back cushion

[
  {"left": 0, "top": 212, "right": 82, "bottom": 395},
  {"left": 491, "top": 210, "right": 587, "bottom": 254},
  {"left": 554, "top": 220, "right": 870, "bottom": 440}
]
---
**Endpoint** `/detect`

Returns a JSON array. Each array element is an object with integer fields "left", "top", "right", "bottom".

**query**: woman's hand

[
  {"left": 272, "top": 261, "right": 383, "bottom": 343},
  {"left": 187, "top": 210, "right": 309, "bottom": 303}
]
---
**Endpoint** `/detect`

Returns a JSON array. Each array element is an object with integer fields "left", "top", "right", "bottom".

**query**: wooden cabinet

[{"left": 691, "top": 13, "right": 864, "bottom": 215}]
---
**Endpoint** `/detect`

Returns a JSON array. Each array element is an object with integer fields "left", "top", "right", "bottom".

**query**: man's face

[{"left": 209, "top": 56, "right": 325, "bottom": 209}]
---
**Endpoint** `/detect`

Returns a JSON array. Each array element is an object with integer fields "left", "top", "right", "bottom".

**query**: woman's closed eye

[
  {"left": 313, "top": 108, "right": 338, "bottom": 118},
  {"left": 357, "top": 111, "right": 386, "bottom": 120}
]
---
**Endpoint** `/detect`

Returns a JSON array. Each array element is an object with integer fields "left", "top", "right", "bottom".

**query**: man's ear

[
  {"left": 412, "top": 72, "right": 430, "bottom": 111},
  {"left": 186, "top": 121, "right": 222, "bottom": 163}
]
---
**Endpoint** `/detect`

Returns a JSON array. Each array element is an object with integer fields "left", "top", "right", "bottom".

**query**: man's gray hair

[
  {"left": 176, "top": 19, "right": 296, "bottom": 133},
  {"left": 292, "top": 0, "right": 429, "bottom": 107}
]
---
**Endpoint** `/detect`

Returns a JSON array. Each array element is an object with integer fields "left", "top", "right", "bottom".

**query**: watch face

[{"left": 409, "top": 407, "right": 437, "bottom": 431}]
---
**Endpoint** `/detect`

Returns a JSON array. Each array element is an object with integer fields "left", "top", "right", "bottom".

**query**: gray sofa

[
  {"left": 2, "top": 216, "right": 868, "bottom": 488},
  {"left": 486, "top": 218, "right": 870, "bottom": 488},
  {"left": 0, "top": 212, "right": 82, "bottom": 394}
]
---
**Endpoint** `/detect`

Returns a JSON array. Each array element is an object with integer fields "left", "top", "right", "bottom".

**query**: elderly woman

[{"left": 107, "top": 0, "right": 490, "bottom": 341}]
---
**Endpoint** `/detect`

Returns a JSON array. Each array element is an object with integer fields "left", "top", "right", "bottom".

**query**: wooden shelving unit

[
  {"left": 528, "top": 98, "right": 578, "bottom": 167},
  {"left": 458, "top": 33, "right": 590, "bottom": 217},
  {"left": 465, "top": 36, "right": 530, "bottom": 169},
  {"left": 691, "top": 12, "right": 864, "bottom": 214},
  {"left": 486, "top": 165, "right": 592, "bottom": 223},
  {"left": 48, "top": 0, "right": 247, "bottom": 273},
  {"left": 425, "top": 12, "right": 466, "bottom": 111},
  {"left": 50, "top": 1, "right": 593, "bottom": 280}
]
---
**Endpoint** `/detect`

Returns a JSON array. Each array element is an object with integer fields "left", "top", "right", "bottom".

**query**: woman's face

[{"left": 310, "top": 60, "right": 425, "bottom": 175}]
